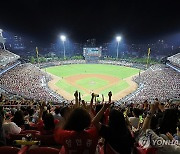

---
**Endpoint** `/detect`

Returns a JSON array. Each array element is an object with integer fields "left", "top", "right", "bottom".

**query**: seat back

[
  {"left": 28, "top": 147, "right": 60, "bottom": 154},
  {"left": 60, "top": 146, "right": 65, "bottom": 154},
  {"left": 18, "top": 145, "right": 30, "bottom": 154},
  {"left": 136, "top": 146, "right": 146, "bottom": 154},
  {"left": 0, "top": 146, "right": 20, "bottom": 154}
]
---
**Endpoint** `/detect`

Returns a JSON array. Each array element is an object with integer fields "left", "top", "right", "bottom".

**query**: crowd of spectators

[
  {"left": 0, "top": 49, "right": 20, "bottom": 67},
  {"left": 125, "top": 64, "right": 180, "bottom": 103},
  {"left": 39, "top": 59, "right": 146, "bottom": 70},
  {"left": 0, "top": 63, "right": 64, "bottom": 102},
  {"left": 0, "top": 60, "right": 21, "bottom": 74},
  {"left": 0, "top": 50, "right": 20, "bottom": 72},
  {"left": 99, "top": 60, "right": 147, "bottom": 70},
  {"left": 99, "top": 60, "right": 133, "bottom": 67},
  {"left": 0, "top": 50, "right": 180, "bottom": 153},
  {"left": 0, "top": 91, "right": 180, "bottom": 154},
  {"left": 167, "top": 53, "right": 180, "bottom": 68},
  {"left": 39, "top": 60, "right": 86, "bottom": 68},
  {"left": 0, "top": 55, "right": 179, "bottom": 107}
]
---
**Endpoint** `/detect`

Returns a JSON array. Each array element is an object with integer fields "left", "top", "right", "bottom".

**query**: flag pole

[
  {"left": 36, "top": 47, "right": 40, "bottom": 68},
  {"left": 139, "top": 69, "right": 141, "bottom": 84}
]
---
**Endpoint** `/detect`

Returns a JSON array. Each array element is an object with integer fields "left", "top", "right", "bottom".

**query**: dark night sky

[{"left": 0, "top": 0, "right": 180, "bottom": 44}]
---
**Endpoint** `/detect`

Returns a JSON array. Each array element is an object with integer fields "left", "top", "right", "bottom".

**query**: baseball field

[{"left": 45, "top": 64, "right": 140, "bottom": 101}]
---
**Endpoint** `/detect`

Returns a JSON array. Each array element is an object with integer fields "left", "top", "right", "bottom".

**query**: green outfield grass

[
  {"left": 76, "top": 77, "right": 108, "bottom": 90},
  {"left": 45, "top": 64, "right": 140, "bottom": 100}
]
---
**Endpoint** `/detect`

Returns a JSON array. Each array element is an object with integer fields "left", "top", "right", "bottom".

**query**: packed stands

[
  {"left": 0, "top": 91, "right": 180, "bottom": 154},
  {"left": 0, "top": 49, "right": 20, "bottom": 67},
  {"left": 0, "top": 50, "right": 20, "bottom": 74},
  {"left": 39, "top": 59, "right": 146, "bottom": 70},
  {"left": 0, "top": 63, "right": 65, "bottom": 102},
  {"left": 39, "top": 60, "right": 86, "bottom": 68},
  {"left": 167, "top": 53, "right": 180, "bottom": 67},
  {"left": 99, "top": 60, "right": 133, "bottom": 67},
  {"left": 0, "top": 50, "right": 180, "bottom": 153},
  {"left": 118, "top": 64, "right": 180, "bottom": 103}
]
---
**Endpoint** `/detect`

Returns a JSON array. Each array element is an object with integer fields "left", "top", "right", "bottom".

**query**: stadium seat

[
  {"left": 0, "top": 146, "right": 20, "bottom": 154},
  {"left": 60, "top": 146, "right": 65, "bottom": 154},
  {"left": 136, "top": 146, "right": 145, "bottom": 154},
  {"left": 28, "top": 147, "right": 60, "bottom": 154},
  {"left": 18, "top": 145, "right": 30, "bottom": 154}
]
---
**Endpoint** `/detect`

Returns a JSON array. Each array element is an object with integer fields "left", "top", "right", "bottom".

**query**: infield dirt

[{"left": 47, "top": 72, "right": 138, "bottom": 101}]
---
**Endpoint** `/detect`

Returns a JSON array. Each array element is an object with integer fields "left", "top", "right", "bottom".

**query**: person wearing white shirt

[
  {"left": 3, "top": 121, "right": 21, "bottom": 135},
  {"left": 2, "top": 114, "right": 21, "bottom": 135},
  {"left": 129, "top": 108, "right": 141, "bottom": 129}
]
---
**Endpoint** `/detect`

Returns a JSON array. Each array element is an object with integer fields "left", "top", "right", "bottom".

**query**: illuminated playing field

[{"left": 45, "top": 64, "right": 139, "bottom": 101}]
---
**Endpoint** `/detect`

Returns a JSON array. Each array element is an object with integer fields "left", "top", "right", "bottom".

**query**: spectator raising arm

[
  {"left": 38, "top": 101, "right": 46, "bottom": 122},
  {"left": 141, "top": 101, "right": 159, "bottom": 132},
  {"left": 92, "top": 91, "right": 112, "bottom": 130},
  {"left": 74, "top": 90, "right": 79, "bottom": 108}
]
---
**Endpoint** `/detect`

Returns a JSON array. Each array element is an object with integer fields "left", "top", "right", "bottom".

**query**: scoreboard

[{"left": 83, "top": 47, "right": 102, "bottom": 57}]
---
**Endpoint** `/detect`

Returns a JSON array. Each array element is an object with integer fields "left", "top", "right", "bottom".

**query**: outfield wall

[{"left": 38, "top": 59, "right": 146, "bottom": 70}]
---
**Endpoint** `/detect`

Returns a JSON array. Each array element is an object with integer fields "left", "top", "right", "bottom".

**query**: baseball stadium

[
  {"left": 0, "top": 32, "right": 180, "bottom": 154},
  {"left": 45, "top": 64, "right": 139, "bottom": 101},
  {"left": 0, "top": 46, "right": 179, "bottom": 104},
  {"left": 1, "top": 0, "right": 180, "bottom": 153}
]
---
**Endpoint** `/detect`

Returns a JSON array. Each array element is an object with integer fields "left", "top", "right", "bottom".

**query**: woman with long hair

[
  {"left": 92, "top": 92, "right": 134, "bottom": 154},
  {"left": 12, "top": 110, "right": 25, "bottom": 128},
  {"left": 54, "top": 91, "right": 99, "bottom": 154},
  {"left": 55, "top": 107, "right": 99, "bottom": 154}
]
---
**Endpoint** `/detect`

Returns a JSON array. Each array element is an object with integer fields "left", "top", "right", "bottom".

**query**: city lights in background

[{"left": 1, "top": 28, "right": 180, "bottom": 59}]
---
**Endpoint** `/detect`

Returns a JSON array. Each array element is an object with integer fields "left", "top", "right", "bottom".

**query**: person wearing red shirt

[
  {"left": 92, "top": 92, "right": 134, "bottom": 154},
  {"left": 37, "top": 113, "right": 58, "bottom": 135},
  {"left": 55, "top": 108, "right": 99, "bottom": 154},
  {"left": 55, "top": 91, "right": 99, "bottom": 154}
]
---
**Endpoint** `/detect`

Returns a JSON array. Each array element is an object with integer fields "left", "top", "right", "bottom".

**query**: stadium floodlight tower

[
  {"left": 60, "top": 35, "right": 66, "bottom": 59},
  {"left": 116, "top": 36, "right": 122, "bottom": 59}
]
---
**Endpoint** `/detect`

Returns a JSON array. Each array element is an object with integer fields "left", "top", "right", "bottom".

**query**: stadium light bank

[
  {"left": 116, "top": 36, "right": 122, "bottom": 59},
  {"left": 60, "top": 35, "right": 66, "bottom": 59}
]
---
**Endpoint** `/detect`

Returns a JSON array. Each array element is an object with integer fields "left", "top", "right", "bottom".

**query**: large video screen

[{"left": 83, "top": 47, "right": 101, "bottom": 57}]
